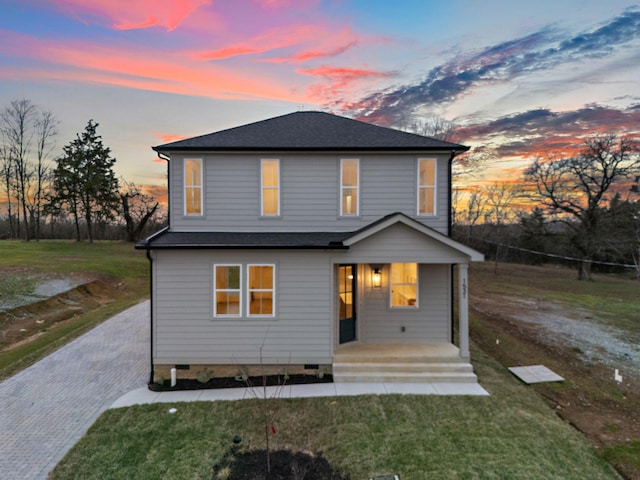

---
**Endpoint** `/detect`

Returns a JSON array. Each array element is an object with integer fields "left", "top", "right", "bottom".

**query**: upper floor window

[
  {"left": 340, "top": 158, "right": 359, "bottom": 216},
  {"left": 248, "top": 264, "right": 275, "bottom": 316},
  {"left": 184, "top": 158, "right": 203, "bottom": 216},
  {"left": 390, "top": 263, "right": 418, "bottom": 308},
  {"left": 214, "top": 264, "right": 241, "bottom": 317},
  {"left": 261, "top": 159, "right": 280, "bottom": 216},
  {"left": 417, "top": 158, "right": 436, "bottom": 216}
]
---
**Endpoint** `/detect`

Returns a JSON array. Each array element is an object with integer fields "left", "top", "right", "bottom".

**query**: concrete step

[
  {"left": 333, "top": 354, "right": 469, "bottom": 364},
  {"left": 333, "top": 371, "right": 479, "bottom": 384},
  {"left": 333, "top": 362, "right": 475, "bottom": 374},
  {"left": 332, "top": 360, "right": 478, "bottom": 383}
]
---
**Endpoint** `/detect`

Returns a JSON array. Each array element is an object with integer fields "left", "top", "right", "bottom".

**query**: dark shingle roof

[
  {"left": 136, "top": 230, "right": 351, "bottom": 250},
  {"left": 152, "top": 111, "right": 469, "bottom": 152}
]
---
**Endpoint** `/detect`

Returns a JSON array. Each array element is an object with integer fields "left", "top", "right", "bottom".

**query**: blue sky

[{"left": 1, "top": 0, "right": 639, "bottom": 198}]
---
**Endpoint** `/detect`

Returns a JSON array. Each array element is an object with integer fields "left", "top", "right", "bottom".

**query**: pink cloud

[
  {"left": 50, "top": 0, "right": 211, "bottom": 31},
  {"left": 154, "top": 133, "right": 188, "bottom": 143},
  {"left": 195, "top": 24, "right": 357, "bottom": 63},
  {"left": 299, "top": 65, "right": 395, "bottom": 101},
  {"left": 253, "top": 0, "right": 321, "bottom": 10},
  {"left": 0, "top": 30, "right": 307, "bottom": 103}
]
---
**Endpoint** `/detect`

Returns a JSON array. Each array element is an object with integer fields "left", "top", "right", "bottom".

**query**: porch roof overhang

[
  {"left": 342, "top": 212, "right": 484, "bottom": 262},
  {"left": 136, "top": 213, "right": 484, "bottom": 261},
  {"left": 135, "top": 229, "right": 351, "bottom": 250}
]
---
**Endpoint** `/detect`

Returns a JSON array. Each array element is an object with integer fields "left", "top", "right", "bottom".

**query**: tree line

[
  {"left": 452, "top": 135, "right": 640, "bottom": 280},
  {"left": 0, "top": 99, "right": 165, "bottom": 243}
]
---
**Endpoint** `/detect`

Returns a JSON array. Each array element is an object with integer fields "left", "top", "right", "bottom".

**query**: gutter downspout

[
  {"left": 146, "top": 247, "right": 155, "bottom": 385},
  {"left": 146, "top": 151, "right": 170, "bottom": 385},
  {"left": 448, "top": 149, "right": 460, "bottom": 345}
]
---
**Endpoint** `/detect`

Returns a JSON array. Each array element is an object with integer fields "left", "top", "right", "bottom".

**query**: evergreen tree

[{"left": 50, "top": 120, "right": 119, "bottom": 242}]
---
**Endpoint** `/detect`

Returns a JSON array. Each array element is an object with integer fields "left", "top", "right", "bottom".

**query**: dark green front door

[{"left": 338, "top": 264, "right": 356, "bottom": 344}]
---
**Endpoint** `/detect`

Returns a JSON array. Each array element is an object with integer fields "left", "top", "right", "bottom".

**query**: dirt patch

[
  {"left": 470, "top": 278, "right": 640, "bottom": 479},
  {"left": 0, "top": 277, "right": 126, "bottom": 351}
]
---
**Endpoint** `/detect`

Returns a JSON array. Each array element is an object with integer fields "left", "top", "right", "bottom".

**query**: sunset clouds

[
  {"left": 51, "top": 0, "right": 211, "bottom": 31},
  {"left": 1, "top": 0, "right": 639, "bottom": 194}
]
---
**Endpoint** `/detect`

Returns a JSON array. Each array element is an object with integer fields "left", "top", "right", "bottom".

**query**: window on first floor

[
  {"left": 248, "top": 264, "right": 275, "bottom": 316},
  {"left": 214, "top": 264, "right": 241, "bottom": 316},
  {"left": 390, "top": 263, "right": 418, "bottom": 308},
  {"left": 213, "top": 263, "right": 275, "bottom": 317}
]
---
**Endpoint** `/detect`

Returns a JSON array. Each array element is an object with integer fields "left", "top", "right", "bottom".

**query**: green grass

[
  {"left": 472, "top": 262, "right": 640, "bottom": 334},
  {"left": 0, "top": 240, "right": 148, "bottom": 278},
  {"left": 50, "top": 347, "right": 618, "bottom": 480},
  {"left": 0, "top": 240, "right": 149, "bottom": 380}
]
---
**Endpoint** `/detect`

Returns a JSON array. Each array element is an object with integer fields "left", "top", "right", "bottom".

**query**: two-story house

[{"left": 137, "top": 111, "right": 484, "bottom": 385}]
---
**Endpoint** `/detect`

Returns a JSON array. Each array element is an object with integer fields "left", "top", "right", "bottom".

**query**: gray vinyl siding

[
  {"left": 169, "top": 152, "right": 451, "bottom": 233},
  {"left": 332, "top": 223, "right": 472, "bottom": 264},
  {"left": 153, "top": 249, "right": 334, "bottom": 365},
  {"left": 361, "top": 264, "right": 450, "bottom": 343}
]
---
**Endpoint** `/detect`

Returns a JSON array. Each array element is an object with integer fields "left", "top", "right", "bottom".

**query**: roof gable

[
  {"left": 153, "top": 111, "right": 469, "bottom": 152},
  {"left": 343, "top": 212, "right": 484, "bottom": 261}
]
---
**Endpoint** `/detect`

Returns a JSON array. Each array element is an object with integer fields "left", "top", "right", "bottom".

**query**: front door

[{"left": 338, "top": 264, "right": 356, "bottom": 344}]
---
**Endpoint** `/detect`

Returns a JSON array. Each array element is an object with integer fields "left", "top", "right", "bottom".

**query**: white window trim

[
  {"left": 340, "top": 158, "right": 360, "bottom": 216},
  {"left": 417, "top": 158, "right": 437, "bottom": 216},
  {"left": 213, "top": 264, "right": 242, "bottom": 317},
  {"left": 184, "top": 158, "right": 203, "bottom": 216},
  {"left": 390, "top": 263, "right": 419, "bottom": 309},
  {"left": 247, "top": 264, "right": 276, "bottom": 317},
  {"left": 261, "top": 159, "right": 280, "bottom": 217}
]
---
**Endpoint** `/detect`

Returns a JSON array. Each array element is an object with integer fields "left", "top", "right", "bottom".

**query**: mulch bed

[
  {"left": 149, "top": 374, "right": 333, "bottom": 392},
  {"left": 212, "top": 448, "right": 349, "bottom": 480}
]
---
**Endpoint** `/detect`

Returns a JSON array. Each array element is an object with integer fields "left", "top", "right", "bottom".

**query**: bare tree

[
  {"left": 409, "top": 114, "right": 457, "bottom": 141},
  {"left": 0, "top": 100, "right": 58, "bottom": 240},
  {"left": 525, "top": 134, "right": 640, "bottom": 280},
  {"left": 484, "top": 181, "right": 520, "bottom": 225},
  {"left": 119, "top": 180, "right": 161, "bottom": 242},
  {"left": 33, "top": 110, "right": 58, "bottom": 240},
  {"left": 0, "top": 143, "right": 17, "bottom": 237},
  {"left": 0, "top": 99, "right": 37, "bottom": 240}
]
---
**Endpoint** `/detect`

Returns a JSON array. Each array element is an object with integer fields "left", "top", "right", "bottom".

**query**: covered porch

[{"left": 330, "top": 213, "right": 482, "bottom": 384}]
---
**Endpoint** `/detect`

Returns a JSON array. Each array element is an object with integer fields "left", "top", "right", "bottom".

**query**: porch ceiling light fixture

[{"left": 371, "top": 266, "right": 382, "bottom": 288}]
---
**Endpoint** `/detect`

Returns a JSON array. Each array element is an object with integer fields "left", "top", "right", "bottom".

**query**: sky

[{"left": 2, "top": 0, "right": 640, "bottom": 202}]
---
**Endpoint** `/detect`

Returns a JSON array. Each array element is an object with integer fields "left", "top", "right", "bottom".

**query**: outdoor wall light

[{"left": 372, "top": 267, "right": 382, "bottom": 288}]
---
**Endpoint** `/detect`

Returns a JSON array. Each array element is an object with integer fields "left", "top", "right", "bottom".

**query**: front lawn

[{"left": 49, "top": 347, "right": 618, "bottom": 479}]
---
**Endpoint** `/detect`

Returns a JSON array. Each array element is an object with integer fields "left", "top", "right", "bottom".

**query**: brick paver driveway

[{"left": 0, "top": 301, "right": 149, "bottom": 480}]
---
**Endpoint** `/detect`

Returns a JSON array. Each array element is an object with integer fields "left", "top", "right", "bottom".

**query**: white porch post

[{"left": 458, "top": 263, "right": 470, "bottom": 359}]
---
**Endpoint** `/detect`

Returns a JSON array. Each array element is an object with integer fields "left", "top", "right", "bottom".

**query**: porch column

[{"left": 458, "top": 263, "right": 470, "bottom": 359}]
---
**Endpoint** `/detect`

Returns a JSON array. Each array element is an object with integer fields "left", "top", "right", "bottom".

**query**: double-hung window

[
  {"left": 417, "top": 158, "right": 436, "bottom": 216},
  {"left": 213, "top": 264, "right": 275, "bottom": 318},
  {"left": 247, "top": 264, "right": 275, "bottom": 317},
  {"left": 261, "top": 159, "right": 280, "bottom": 216},
  {"left": 340, "top": 159, "right": 359, "bottom": 216},
  {"left": 214, "top": 265, "right": 241, "bottom": 316},
  {"left": 390, "top": 263, "right": 418, "bottom": 308},
  {"left": 184, "top": 158, "right": 203, "bottom": 215}
]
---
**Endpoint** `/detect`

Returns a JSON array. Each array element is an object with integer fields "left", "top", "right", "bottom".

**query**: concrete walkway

[
  {"left": 1, "top": 300, "right": 488, "bottom": 480},
  {"left": 0, "top": 301, "right": 150, "bottom": 480},
  {"left": 112, "top": 380, "right": 488, "bottom": 408}
]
